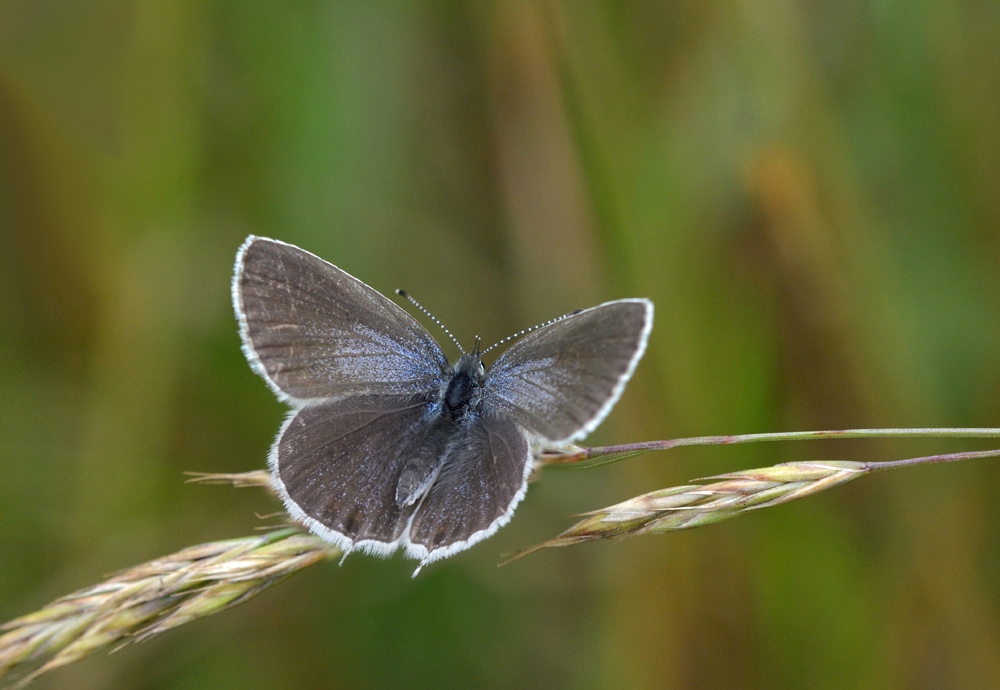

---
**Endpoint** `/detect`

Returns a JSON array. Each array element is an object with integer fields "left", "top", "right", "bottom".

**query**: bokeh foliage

[{"left": 1, "top": 1, "right": 999, "bottom": 689}]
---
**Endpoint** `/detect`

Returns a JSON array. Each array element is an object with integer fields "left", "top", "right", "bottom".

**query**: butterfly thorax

[{"left": 443, "top": 354, "right": 485, "bottom": 420}]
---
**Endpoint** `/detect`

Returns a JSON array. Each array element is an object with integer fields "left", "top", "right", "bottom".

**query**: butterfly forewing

[
  {"left": 483, "top": 299, "right": 653, "bottom": 442},
  {"left": 235, "top": 237, "right": 449, "bottom": 403}
]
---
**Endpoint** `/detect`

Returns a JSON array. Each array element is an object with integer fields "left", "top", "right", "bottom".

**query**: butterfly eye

[{"left": 478, "top": 362, "right": 485, "bottom": 376}]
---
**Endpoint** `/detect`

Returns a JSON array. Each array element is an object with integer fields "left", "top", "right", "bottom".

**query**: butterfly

[{"left": 233, "top": 236, "right": 653, "bottom": 571}]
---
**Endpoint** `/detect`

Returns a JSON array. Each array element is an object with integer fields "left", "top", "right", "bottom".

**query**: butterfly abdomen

[{"left": 394, "top": 426, "right": 450, "bottom": 508}]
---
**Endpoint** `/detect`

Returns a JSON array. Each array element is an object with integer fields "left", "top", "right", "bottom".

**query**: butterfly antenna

[
  {"left": 396, "top": 289, "right": 465, "bottom": 354},
  {"left": 480, "top": 308, "right": 585, "bottom": 356}
]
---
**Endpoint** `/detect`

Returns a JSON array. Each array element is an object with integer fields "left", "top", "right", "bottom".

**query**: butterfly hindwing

[
  {"left": 273, "top": 393, "right": 436, "bottom": 553},
  {"left": 405, "top": 412, "right": 531, "bottom": 562}
]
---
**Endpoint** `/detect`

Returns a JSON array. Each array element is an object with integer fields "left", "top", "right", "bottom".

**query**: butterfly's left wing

[
  {"left": 234, "top": 236, "right": 449, "bottom": 405},
  {"left": 405, "top": 412, "right": 531, "bottom": 564},
  {"left": 273, "top": 393, "right": 437, "bottom": 555},
  {"left": 482, "top": 299, "right": 653, "bottom": 443}
]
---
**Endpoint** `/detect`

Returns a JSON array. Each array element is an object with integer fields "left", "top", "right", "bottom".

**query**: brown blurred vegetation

[{"left": 1, "top": 1, "right": 999, "bottom": 689}]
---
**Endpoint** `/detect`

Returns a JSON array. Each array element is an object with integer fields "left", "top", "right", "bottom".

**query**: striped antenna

[
  {"left": 480, "top": 309, "right": 584, "bottom": 357},
  {"left": 396, "top": 290, "right": 465, "bottom": 354}
]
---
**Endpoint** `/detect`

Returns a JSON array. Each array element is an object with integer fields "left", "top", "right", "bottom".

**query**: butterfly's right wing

[
  {"left": 405, "top": 411, "right": 531, "bottom": 565},
  {"left": 234, "top": 236, "right": 449, "bottom": 405},
  {"left": 482, "top": 299, "right": 652, "bottom": 443}
]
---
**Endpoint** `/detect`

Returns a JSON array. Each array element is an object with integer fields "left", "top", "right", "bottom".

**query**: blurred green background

[{"left": 2, "top": 1, "right": 1000, "bottom": 688}]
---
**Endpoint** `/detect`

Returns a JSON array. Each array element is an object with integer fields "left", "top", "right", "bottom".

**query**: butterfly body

[
  {"left": 395, "top": 353, "right": 489, "bottom": 508},
  {"left": 233, "top": 236, "right": 653, "bottom": 570}
]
